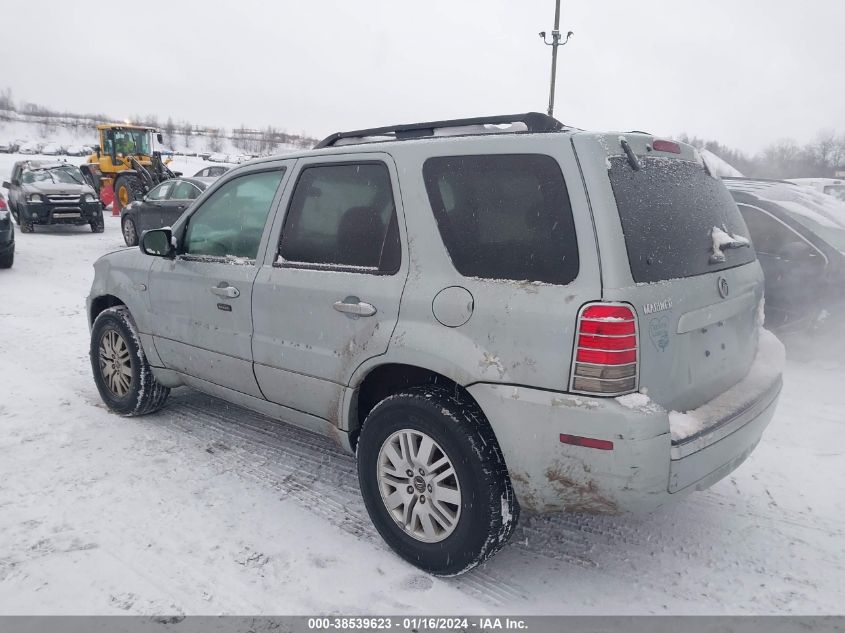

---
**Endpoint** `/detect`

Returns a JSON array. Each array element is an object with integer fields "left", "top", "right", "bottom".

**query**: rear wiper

[
  {"left": 619, "top": 137, "right": 641, "bottom": 171},
  {"left": 710, "top": 226, "right": 750, "bottom": 263}
]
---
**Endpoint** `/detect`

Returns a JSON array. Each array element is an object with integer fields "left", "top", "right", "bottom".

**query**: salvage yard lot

[{"left": 0, "top": 191, "right": 843, "bottom": 614}]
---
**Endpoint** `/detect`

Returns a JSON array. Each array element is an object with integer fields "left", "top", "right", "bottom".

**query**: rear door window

[
  {"left": 608, "top": 157, "right": 756, "bottom": 283},
  {"left": 171, "top": 181, "right": 201, "bottom": 200},
  {"left": 422, "top": 154, "right": 579, "bottom": 284}
]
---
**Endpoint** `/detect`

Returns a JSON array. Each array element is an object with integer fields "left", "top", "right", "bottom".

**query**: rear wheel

[
  {"left": 0, "top": 247, "right": 13, "bottom": 269},
  {"left": 113, "top": 175, "right": 143, "bottom": 213},
  {"left": 356, "top": 385, "right": 519, "bottom": 575},
  {"left": 19, "top": 220, "right": 33, "bottom": 233},
  {"left": 91, "top": 216, "right": 105, "bottom": 233},
  {"left": 122, "top": 216, "right": 138, "bottom": 246},
  {"left": 90, "top": 306, "right": 170, "bottom": 416}
]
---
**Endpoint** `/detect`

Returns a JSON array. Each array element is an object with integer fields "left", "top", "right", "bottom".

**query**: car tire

[
  {"left": 91, "top": 217, "right": 105, "bottom": 233},
  {"left": 10, "top": 203, "right": 19, "bottom": 225},
  {"left": 19, "top": 220, "right": 33, "bottom": 233},
  {"left": 90, "top": 306, "right": 170, "bottom": 416},
  {"left": 122, "top": 216, "right": 138, "bottom": 246},
  {"left": 0, "top": 247, "right": 13, "bottom": 269},
  {"left": 356, "top": 385, "right": 519, "bottom": 576}
]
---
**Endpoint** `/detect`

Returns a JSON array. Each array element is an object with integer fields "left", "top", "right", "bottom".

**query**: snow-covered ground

[{"left": 0, "top": 160, "right": 843, "bottom": 615}]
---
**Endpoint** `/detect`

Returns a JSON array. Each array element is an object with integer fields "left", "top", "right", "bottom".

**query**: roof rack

[{"left": 314, "top": 112, "right": 566, "bottom": 149}]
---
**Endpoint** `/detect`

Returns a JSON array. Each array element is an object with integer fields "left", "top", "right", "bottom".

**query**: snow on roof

[
  {"left": 730, "top": 179, "right": 845, "bottom": 228},
  {"left": 700, "top": 149, "right": 743, "bottom": 178}
]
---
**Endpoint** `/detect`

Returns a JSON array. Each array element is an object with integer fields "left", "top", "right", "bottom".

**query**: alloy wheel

[
  {"left": 376, "top": 429, "right": 462, "bottom": 543},
  {"left": 123, "top": 219, "right": 136, "bottom": 245},
  {"left": 98, "top": 329, "right": 132, "bottom": 397}
]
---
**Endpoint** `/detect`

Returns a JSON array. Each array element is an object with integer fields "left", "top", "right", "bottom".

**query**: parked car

[
  {"left": 40, "top": 143, "right": 63, "bottom": 156},
  {"left": 18, "top": 141, "right": 40, "bottom": 155},
  {"left": 3, "top": 161, "right": 104, "bottom": 233},
  {"left": 193, "top": 165, "right": 231, "bottom": 178},
  {"left": 787, "top": 177, "right": 845, "bottom": 203},
  {"left": 0, "top": 192, "right": 14, "bottom": 268},
  {"left": 725, "top": 177, "right": 845, "bottom": 332},
  {"left": 0, "top": 140, "right": 19, "bottom": 153},
  {"left": 207, "top": 152, "right": 229, "bottom": 163},
  {"left": 88, "top": 113, "right": 782, "bottom": 575},
  {"left": 65, "top": 145, "right": 90, "bottom": 157},
  {"left": 120, "top": 177, "right": 214, "bottom": 246}
]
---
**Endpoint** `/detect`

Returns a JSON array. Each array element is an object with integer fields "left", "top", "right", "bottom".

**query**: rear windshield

[
  {"left": 609, "top": 156, "right": 756, "bottom": 283},
  {"left": 423, "top": 154, "right": 579, "bottom": 284}
]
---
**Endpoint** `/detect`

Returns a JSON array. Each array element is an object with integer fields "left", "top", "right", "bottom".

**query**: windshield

[
  {"left": 21, "top": 165, "right": 85, "bottom": 185},
  {"left": 112, "top": 129, "right": 152, "bottom": 156}
]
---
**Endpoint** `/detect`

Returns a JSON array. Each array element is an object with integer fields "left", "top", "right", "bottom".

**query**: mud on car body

[
  {"left": 87, "top": 113, "right": 783, "bottom": 575},
  {"left": 3, "top": 161, "right": 104, "bottom": 233}
]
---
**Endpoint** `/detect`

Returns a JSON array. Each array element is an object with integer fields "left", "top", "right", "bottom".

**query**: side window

[
  {"left": 738, "top": 204, "right": 804, "bottom": 255},
  {"left": 183, "top": 169, "right": 284, "bottom": 260},
  {"left": 171, "top": 181, "right": 200, "bottom": 200},
  {"left": 278, "top": 163, "right": 400, "bottom": 272},
  {"left": 422, "top": 154, "right": 579, "bottom": 284},
  {"left": 146, "top": 182, "right": 173, "bottom": 201}
]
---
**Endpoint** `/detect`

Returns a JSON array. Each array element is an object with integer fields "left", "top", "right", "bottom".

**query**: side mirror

[
  {"left": 156, "top": 132, "right": 164, "bottom": 144},
  {"left": 140, "top": 228, "right": 174, "bottom": 257},
  {"left": 1, "top": 181, "right": 9, "bottom": 189}
]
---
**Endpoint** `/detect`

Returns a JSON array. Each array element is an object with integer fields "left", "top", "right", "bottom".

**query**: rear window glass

[
  {"left": 609, "top": 156, "right": 756, "bottom": 283},
  {"left": 423, "top": 154, "right": 579, "bottom": 284}
]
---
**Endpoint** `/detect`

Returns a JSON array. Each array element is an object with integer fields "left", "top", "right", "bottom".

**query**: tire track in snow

[
  {"left": 156, "top": 393, "right": 531, "bottom": 606},
  {"left": 147, "top": 391, "right": 842, "bottom": 612}
]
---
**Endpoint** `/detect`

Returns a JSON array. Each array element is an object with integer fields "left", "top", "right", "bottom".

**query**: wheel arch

[
  {"left": 347, "top": 362, "right": 488, "bottom": 451},
  {"left": 88, "top": 294, "right": 126, "bottom": 328}
]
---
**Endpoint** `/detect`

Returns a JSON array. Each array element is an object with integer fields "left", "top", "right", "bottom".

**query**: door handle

[
  {"left": 333, "top": 297, "right": 377, "bottom": 317},
  {"left": 210, "top": 285, "right": 240, "bottom": 298}
]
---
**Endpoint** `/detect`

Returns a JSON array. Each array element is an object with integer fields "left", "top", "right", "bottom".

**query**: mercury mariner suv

[{"left": 87, "top": 113, "right": 783, "bottom": 575}]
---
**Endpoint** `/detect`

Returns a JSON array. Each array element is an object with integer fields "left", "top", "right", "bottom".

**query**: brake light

[
  {"left": 0, "top": 197, "right": 6, "bottom": 209},
  {"left": 570, "top": 303, "right": 638, "bottom": 395},
  {"left": 652, "top": 139, "right": 681, "bottom": 154}
]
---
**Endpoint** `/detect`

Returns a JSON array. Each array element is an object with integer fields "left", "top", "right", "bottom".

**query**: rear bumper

[{"left": 468, "top": 372, "right": 781, "bottom": 515}]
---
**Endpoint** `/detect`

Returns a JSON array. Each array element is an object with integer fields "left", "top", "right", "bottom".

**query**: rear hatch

[{"left": 573, "top": 133, "right": 763, "bottom": 412}]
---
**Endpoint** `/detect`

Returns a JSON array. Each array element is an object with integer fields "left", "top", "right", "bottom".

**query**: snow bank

[{"left": 669, "top": 329, "right": 785, "bottom": 442}]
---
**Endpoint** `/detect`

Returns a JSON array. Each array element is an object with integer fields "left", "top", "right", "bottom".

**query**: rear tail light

[
  {"left": 570, "top": 303, "right": 638, "bottom": 395},
  {"left": 0, "top": 197, "right": 6, "bottom": 209},
  {"left": 652, "top": 139, "right": 681, "bottom": 154}
]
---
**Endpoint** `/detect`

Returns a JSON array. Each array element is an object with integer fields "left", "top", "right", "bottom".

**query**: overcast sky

[{"left": 1, "top": 0, "right": 842, "bottom": 152}]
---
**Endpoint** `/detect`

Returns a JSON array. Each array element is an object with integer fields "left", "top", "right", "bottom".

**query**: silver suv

[{"left": 87, "top": 113, "right": 783, "bottom": 575}]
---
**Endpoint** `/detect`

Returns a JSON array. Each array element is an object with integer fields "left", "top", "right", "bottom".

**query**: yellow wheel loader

[{"left": 79, "top": 124, "right": 179, "bottom": 212}]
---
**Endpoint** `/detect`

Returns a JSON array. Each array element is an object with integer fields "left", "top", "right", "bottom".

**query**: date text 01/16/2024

[{"left": 307, "top": 617, "right": 528, "bottom": 630}]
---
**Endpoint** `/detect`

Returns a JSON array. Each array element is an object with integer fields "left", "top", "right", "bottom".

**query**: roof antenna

[{"left": 539, "top": 0, "right": 573, "bottom": 118}]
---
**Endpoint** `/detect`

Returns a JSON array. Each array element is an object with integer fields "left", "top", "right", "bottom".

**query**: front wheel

[
  {"left": 91, "top": 216, "right": 105, "bottom": 233},
  {"left": 122, "top": 216, "right": 138, "bottom": 246},
  {"left": 90, "top": 306, "right": 170, "bottom": 416},
  {"left": 357, "top": 385, "right": 519, "bottom": 576}
]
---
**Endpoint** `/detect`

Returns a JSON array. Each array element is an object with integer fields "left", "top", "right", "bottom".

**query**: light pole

[{"left": 539, "top": 0, "right": 573, "bottom": 118}]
